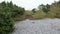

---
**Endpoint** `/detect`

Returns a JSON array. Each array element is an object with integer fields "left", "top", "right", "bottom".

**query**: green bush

[
  {"left": 47, "top": 12, "right": 56, "bottom": 18},
  {"left": 32, "top": 10, "right": 46, "bottom": 19},
  {"left": 0, "top": 18, "right": 14, "bottom": 34},
  {"left": 25, "top": 10, "right": 33, "bottom": 16},
  {"left": 0, "top": 1, "right": 25, "bottom": 34},
  {"left": 0, "top": 7, "right": 14, "bottom": 34}
]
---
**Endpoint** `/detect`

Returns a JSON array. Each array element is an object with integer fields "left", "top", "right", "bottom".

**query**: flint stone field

[{"left": 12, "top": 18, "right": 60, "bottom": 34}]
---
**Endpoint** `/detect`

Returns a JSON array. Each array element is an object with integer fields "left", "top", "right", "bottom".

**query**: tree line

[{"left": 31, "top": 1, "right": 60, "bottom": 19}]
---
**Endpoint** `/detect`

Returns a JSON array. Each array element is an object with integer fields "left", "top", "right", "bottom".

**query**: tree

[
  {"left": 48, "top": 1, "right": 60, "bottom": 18},
  {"left": 0, "top": 1, "right": 6, "bottom": 8},
  {"left": 46, "top": 4, "right": 50, "bottom": 12},
  {"left": 38, "top": 4, "right": 50, "bottom": 13},
  {"left": 32, "top": 8, "right": 36, "bottom": 13},
  {"left": 38, "top": 4, "right": 44, "bottom": 10}
]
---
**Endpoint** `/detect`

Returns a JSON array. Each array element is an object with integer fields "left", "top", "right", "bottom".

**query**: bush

[
  {"left": 0, "top": 18, "right": 14, "bottom": 34},
  {"left": 14, "top": 15, "right": 26, "bottom": 21},
  {"left": 32, "top": 10, "right": 46, "bottom": 19},
  {"left": 0, "top": 7, "right": 14, "bottom": 34},
  {"left": 47, "top": 12, "right": 56, "bottom": 18},
  {"left": 0, "top": 1, "right": 25, "bottom": 34},
  {"left": 25, "top": 10, "right": 33, "bottom": 16}
]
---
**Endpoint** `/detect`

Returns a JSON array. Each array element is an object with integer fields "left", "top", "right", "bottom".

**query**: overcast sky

[{"left": 0, "top": 0, "right": 59, "bottom": 10}]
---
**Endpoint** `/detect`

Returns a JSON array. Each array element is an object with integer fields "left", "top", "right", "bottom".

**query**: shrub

[
  {"left": 0, "top": 7, "right": 14, "bottom": 34},
  {"left": 25, "top": 11, "right": 33, "bottom": 16},
  {"left": 47, "top": 12, "right": 56, "bottom": 18},
  {"left": 32, "top": 10, "right": 46, "bottom": 19},
  {"left": 0, "top": 18, "right": 14, "bottom": 34},
  {"left": 0, "top": 1, "right": 25, "bottom": 34}
]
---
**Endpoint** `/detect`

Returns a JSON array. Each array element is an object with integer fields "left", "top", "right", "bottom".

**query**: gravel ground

[{"left": 12, "top": 18, "right": 60, "bottom": 34}]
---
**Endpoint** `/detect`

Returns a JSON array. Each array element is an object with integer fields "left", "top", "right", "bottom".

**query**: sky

[{"left": 0, "top": 0, "right": 59, "bottom": 10}]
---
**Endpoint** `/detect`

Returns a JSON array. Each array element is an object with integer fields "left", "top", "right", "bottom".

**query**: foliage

[
  {"left": 47, "top": 12, "right": 56, "bottom": 18},
  {"left": 0, "top": 7, "right": 14, "bottom": 34},
  {"left": 38, "top": 4, "right": 50, "bottom": 13},
  {"left": 32, "top": 8, "right": 36, "bottom": 13},
  {"left": 48, "top": 1, "right": 60, "bottom": 18},
  {"left": 0, "top": 1, "right": 25, "bottom": 34},
  {"left": 25, "top": 10, "right": 33, "bottom": 16},
  {"left": 32, "top": 10, "right": 46, "bottom": 19}
]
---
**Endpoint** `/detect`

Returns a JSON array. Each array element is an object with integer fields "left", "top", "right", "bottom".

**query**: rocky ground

[{"left": 12, "top": 18, "right": 60, "bottom": 34}]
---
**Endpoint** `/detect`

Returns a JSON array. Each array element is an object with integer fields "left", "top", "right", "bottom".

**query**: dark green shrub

[
  {"left": 0, "top": 7, "right": 14, "bottom": 34},
  {"left": 0, "top": 18, "right": 14, "bottom": 34},
  {"left": 0, "top": 1, "right": 25, "bottom": 34}
]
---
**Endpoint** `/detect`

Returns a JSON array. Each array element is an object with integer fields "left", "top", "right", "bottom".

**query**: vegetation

[
  {"left": 32, "top": 10, "right": 46, "bottom": 19},
  {"left": 26, "top": 1, "right": 60, "bottom": 19},
  {"left": 47, "top": 1, "right": 60, "bottom": 18},
  {"left": 32, "top": 8, "right": 36, "bottom": 13},
  {"left": 25, "top": 10, "right": 33, "bottom": 16},
  {"left": 38, "top": 4, "right": 50, "bottom": 13},
  {"left": 0, "top": 1, "right": 25, "bottom": 34}
]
